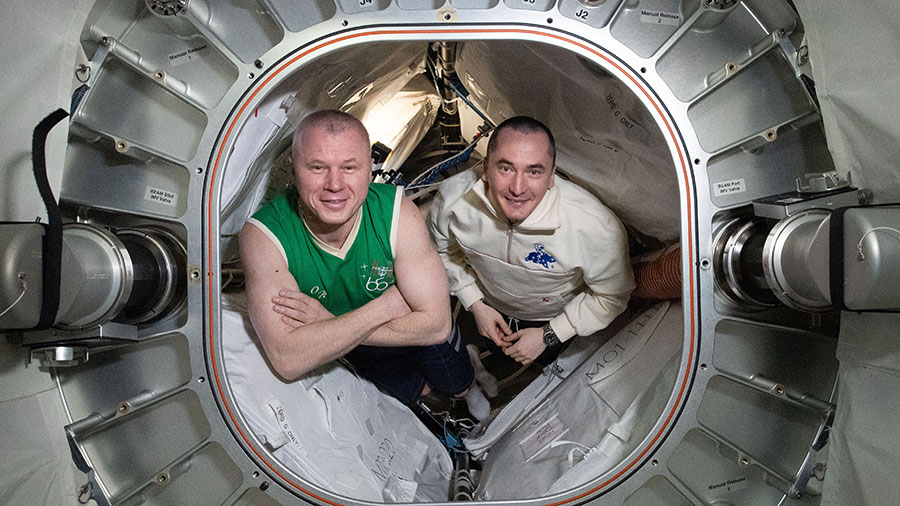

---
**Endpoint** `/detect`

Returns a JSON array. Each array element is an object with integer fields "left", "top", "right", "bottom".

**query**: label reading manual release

[
  {"left": 145, "top": 187, "right": 178, "bottom": 207},
  {"left": 707, "top": 475, "right": 748, "bottom": 496},
  {"left": 714, "top": 178, "right": 746, "bottom": 197},
  {"left": 167, "top": 44, "right": 209, "bottom": 67},
  {"left": 640, "top": 9, "right": 681, "bottom": 26}
]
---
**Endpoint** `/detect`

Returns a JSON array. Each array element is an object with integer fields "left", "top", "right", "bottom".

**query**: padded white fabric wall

[
  {"left": 0, "top": 0, "right": 91, "bottom": 222},
  {"left": 0, "top": 340, "right": 91, "bottom": 506},
  {"left": 818, "top": 312, "right": 900, "bottom": 506},
  {"left": 793, "top": 0, "right": 900, "bottom": 204},
  {"left": 790, "top": 3, "right": 900, "bottom": 504},
  {"left": 0, "top": 2, "right": 95, "bottom": 505}
]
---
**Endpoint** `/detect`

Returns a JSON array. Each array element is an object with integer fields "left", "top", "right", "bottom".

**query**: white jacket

[{"left": 428, "top": 169, "right": 635, "bottom": 342}]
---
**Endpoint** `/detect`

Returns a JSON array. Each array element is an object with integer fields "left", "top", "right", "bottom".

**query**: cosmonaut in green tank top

[{"left": 248, "top": 182, "right": 402, "bottom": 316}]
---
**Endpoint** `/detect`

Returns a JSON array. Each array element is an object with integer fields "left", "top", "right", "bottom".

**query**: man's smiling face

[
  {"left": 482, "top": 128, "right": 556, "bottom": 225},
  {"left": 293, "top": 123, "right": 372, "bottom": 244}
]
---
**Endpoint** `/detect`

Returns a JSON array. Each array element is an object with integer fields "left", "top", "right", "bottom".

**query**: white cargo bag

[
  {"left": 221, "top": 298, "right": 453, "bottom": 503},
  {"left": 468, "top": 302, "right": 682, "bottom": 500}
]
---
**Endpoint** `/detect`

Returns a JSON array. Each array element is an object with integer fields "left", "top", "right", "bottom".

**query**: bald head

[
  {"left": 289, "top": 110, "right": 374, "bottom": 245},
  {"left": 292, "top": 109, "right": 370, "bottom": 161}
]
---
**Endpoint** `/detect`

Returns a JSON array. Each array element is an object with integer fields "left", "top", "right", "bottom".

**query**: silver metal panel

[
  {"left": 233, "top": 488, "right": 286, "bottom": 506},
  {"left": 264, "top": 0, "right": 338, "bottom": 33},
  {"left": 79, "top": 0, "right": 148, "bottom": 58},
  {"left": 134, "top": 443, "right": 243, "bottom": 506},
  {"left": 688, "top": 51, "right": 814, "bottom": 153},
  {"left": 336, "top": 0, "right": 392, "bottom": 15},
  {"left": 697, "top": 375, "right": 824, "bottom": 479},
  {"left": 396, "top": 0, "right": 444, "bottom": 9},
  {"left": 622, "top": 475, "right": 693, "bottom": 506},
  {"left": 450, "top": 0, "right": 501, "bottom": 9},
  {"left": 656, "top": 1, "right": 795, "bottom": 102},
  {"left": 610, "top": 0, "right": 696, "bottom": 58},
  {"left": 668, "top": 429, "right": 804, "bottom": 504},
  {"left": 504, "top": 0, "right": 556, "bottom": 13},
  {"left": 61, "top": 139, "right": 190, "bottom": 219},
  {"left": 117, "top": 11, "right": 238, "bottom": 109},
  {"left": 741, "top": 0, "right": 799, "bottom": 35},
  {"left": 57, "top": 333, "right": 192, "bottom": 422},
  {"left": 557, "top": 0, "right": 621, "bottom": 28},
  {"left": 714, "top": 319, "right": 838, "bottom": 403},
  {"left": 75, "top": 59, "right": 207, "bottom": 162},
  {"left": 202, "top": 0, "right": 284, "bottom": 64},
  {"left": 77, "top": 390, "right": 211, "bottom": 501},
  {"left": 708, "top": 124, "right": 835, "bottom": 209}
]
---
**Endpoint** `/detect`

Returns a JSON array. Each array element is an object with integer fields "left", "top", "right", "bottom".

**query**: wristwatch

[{"left": 542, "top": 323, "right": 561, "bottom": 346}]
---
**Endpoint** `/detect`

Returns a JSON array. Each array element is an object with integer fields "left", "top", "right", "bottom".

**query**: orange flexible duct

[{"left": 631, "top": 246, "right": 682, "bottom": 300}]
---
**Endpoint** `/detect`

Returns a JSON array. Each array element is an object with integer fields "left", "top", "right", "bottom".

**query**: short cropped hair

[
  {"left": 292, "top": 109, "right": 370, "bottom": 155},
  {"left": 485, "top": 116, "right": 556, "bottom": 167}
]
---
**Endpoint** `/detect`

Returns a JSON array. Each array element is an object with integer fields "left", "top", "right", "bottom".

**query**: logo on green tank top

[{"left": 360, "top": 259, "right": 395, "bottom": 292}]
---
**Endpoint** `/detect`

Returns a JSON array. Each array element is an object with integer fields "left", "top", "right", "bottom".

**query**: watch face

[
  {"left": 543, "top": 325, "right": 559, "bottom": 346},
  {"left": 147, "top": 0, "right": 187, "bottom": 16}
]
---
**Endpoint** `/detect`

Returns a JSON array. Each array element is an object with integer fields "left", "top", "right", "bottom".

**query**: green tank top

[{"left": 250, "top": 183, "right": 401, "bottom": 316}]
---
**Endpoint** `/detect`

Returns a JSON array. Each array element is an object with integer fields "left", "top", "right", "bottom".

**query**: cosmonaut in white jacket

[{"left": 428, "top": 116, "right": 636, "bottom": 366}]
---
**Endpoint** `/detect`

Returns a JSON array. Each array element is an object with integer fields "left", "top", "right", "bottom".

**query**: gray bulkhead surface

[{"left": 1, "top": 0, "right": 900, "bottom": 505}]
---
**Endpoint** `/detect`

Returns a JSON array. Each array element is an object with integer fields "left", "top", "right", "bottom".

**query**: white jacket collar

[{"left": 470, "top": 176, "right": 562, "bottom": 231}]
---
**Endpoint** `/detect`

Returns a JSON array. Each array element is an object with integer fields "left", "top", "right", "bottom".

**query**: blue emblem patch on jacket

[{"left": 525, "top": 243, "right": 556, "bottom": 269}]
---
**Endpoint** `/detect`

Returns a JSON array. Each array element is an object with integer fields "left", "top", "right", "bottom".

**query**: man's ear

[{"left": 549, "top": 165, "right": 557, "bottom": 188}]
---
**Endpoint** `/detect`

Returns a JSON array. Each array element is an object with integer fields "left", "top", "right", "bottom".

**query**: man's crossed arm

[{"left": 239, "top": 197, "right": 452, "bottom": 381}]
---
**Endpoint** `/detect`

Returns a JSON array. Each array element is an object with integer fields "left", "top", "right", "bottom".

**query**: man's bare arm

[
  {"left": 240, "top": 222, "right": 408, "bottom": 380},
  {"left": 363, "top": 197, "right": 452, "bottom": 346}
]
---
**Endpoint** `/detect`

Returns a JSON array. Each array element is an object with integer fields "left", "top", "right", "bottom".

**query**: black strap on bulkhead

[{"left": 31, "top": 108, "right": 69, "bottom": 329}]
